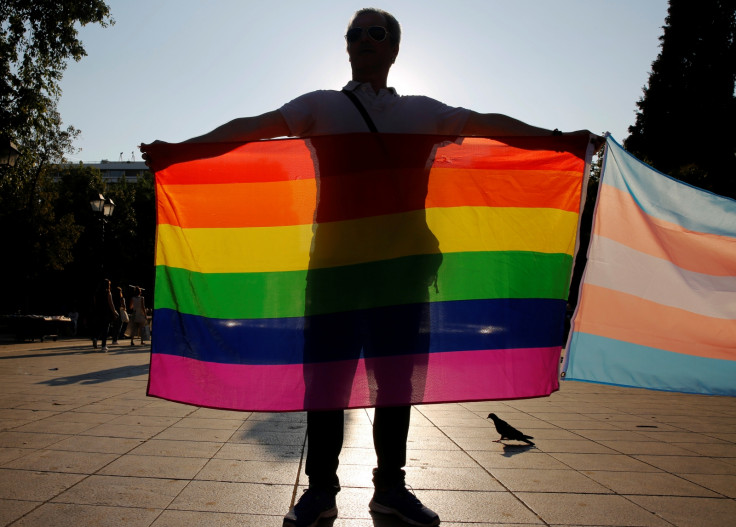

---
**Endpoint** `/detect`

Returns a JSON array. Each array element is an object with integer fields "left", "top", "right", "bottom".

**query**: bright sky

[{"left": 58, "top": 0, "right": 669, "bottom": 163}]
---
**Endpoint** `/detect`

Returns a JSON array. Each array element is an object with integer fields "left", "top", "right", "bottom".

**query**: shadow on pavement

[
  {"left": 233, "top": 412, "right": 307, "bottom": 461},
  {"left": 501, "top": 443, "right": 535, "bottom": 457},
  {"left": 232, "top": 408, "right": 361, "bottom": 462},
  {"left": 38, "top": 363, "right": 150, "bottom": 386},
  {"left": 0, "top": 344, "right": 150, "bottom": 361}
]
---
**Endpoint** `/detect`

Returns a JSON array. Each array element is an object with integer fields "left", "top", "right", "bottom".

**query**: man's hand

[
  {"left": 561, "top": 130, "right": 605, "bottom": 153},
  {"left": 139, "top": 140, "right": 164, "bottom": 170},
  {"left": 590, "top": 133, "right": 605, "bottom": 153}
]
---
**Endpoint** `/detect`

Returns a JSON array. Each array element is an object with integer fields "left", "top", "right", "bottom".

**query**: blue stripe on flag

[
  {"left": 603, "top": 137, "right": 736, "bottom": 237},
  {"left": 565, "top": 332, "right": 736, "bottom": 396},
  {"left": 153, "top": 298, "right": 567, "bottom": 365}
]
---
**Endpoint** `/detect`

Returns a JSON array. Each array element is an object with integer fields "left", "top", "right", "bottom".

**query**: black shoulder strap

[{"left": 342, "top": 89, "right": 378, "bottom": 133}]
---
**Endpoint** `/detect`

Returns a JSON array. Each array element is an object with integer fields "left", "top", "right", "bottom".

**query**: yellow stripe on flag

[{"left": 156, "top": 206, "right": 578, "bottom": 274}]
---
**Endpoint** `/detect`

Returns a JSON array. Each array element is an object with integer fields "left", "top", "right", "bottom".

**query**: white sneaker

[{"left": 101, "top": 346, "right": 109, "bottom": 352}]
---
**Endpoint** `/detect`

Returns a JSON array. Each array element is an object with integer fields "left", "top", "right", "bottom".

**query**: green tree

[
  {"left": 0, "top": 0, "right": 113, "bottom": 313},
  {"left": 22, "top": 165, "right": 157, "bottom": 324},
  {"left": 97, "top": 170, "right": 157, "bottom": 296},
  {"left": 624, "top": 0, "right": 736, "bottom": 198},
  {"left": 1, "top": 0, "right": 113, "bottom": 141}
]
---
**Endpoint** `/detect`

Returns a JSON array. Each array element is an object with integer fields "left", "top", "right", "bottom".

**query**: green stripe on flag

[{"left": 155, "top": 251, "right": 573, "bottom": 319}]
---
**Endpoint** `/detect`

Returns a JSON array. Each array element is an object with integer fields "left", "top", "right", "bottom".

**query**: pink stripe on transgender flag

[
  {"left": 574, "top": 284, "right": 734, "bottom": 361},
  {"left": 149, "top": 347, "right": 560, "bottom": 412},
  {"left": 594, "top": 184, "right": 736, "bottom": 276},
  {"left": 565, "top": 136, "right": 736, "bottom": 396}
]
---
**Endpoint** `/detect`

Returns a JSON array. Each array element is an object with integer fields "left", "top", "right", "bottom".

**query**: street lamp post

[
  {"left": 90, "top": 193, "right": 115, "bottom": 271},
  {"left": 0, "top": 138, "right": 21, "bottom": 166}
]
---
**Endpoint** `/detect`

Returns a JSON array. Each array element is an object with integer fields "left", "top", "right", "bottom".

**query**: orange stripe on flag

[
  {"left": 428, "top": 168, "right": 582, "bottom": 212},
  {"left": 156, "top": 180, "right": 317, "bottom": 228},
  {"left": 157, "top": 168, "right": 583, "bottom": 229}
]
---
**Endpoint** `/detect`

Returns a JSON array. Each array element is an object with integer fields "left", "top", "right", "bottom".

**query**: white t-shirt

[{"left": 279, "top": 81, "right": 470, "bottom": 136}]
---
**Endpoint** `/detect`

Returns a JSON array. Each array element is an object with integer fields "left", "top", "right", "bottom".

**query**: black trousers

[
  {"left": 94, "top": 316, "right": 111, "bottom": 348},
  {"left": 305, "top": 405, "right": 411, "bottom": 491},
  {"left": 302, "top": 230, "right": 435, "bottom": 492}
]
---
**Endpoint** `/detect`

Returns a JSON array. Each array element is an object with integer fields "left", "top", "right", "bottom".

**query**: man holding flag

[{"left": 143, "top": 8, "right": 597, "bottom": 527}]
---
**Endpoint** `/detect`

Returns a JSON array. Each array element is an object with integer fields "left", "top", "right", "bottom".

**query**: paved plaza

[{"left": 0, "top": 337, "right": 734, "bottom": 526}]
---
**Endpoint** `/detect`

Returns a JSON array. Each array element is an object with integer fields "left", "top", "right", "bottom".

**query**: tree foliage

[
  {"left": 1, "top": 0, "right": 113, "bottom": 142},
  {"left": 0, "top": 0, "right": 115, "bottom": 314},
  {"left": 40, "top": 167, "right": 157, "bottom": 319},
  {"left": 624, "top": 0, "right": 736, "bottom": 198},
  {"left": 0, "top": 164, "right": 156, "bottom": 316}
]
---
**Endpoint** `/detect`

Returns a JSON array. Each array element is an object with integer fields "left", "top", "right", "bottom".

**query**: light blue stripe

[
  {"left": 564, "top": 332, "right": 736, "bottom": 396},
  {"left": 603, "top": 137, "right": 736, "bottom": 238}
]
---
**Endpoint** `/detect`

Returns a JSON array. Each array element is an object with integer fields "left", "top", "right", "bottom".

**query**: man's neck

[{"left": 352, "top": 73, "right": 389, "bottom": 94}]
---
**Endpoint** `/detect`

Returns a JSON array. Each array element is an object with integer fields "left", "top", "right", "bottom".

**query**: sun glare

[{"left": 389, "top": 67, "right": 430, "bottom": 96}]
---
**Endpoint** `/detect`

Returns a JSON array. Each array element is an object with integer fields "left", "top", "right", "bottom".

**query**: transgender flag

[
  {"left": 565, "top": 137, "right": 736, "bottom": 395},
  {"left": 144, "top": 134, "right": 591, "bottom": 411}
]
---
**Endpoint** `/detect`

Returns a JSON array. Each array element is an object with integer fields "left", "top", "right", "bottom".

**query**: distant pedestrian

[
  {"left": 118, "top": 303, "right": 130, "bottom": 341},
  {"left": 67, "top": 309, "right": 79, "bottom": 336},
  {"left": 92, "top": 279, "right": 118, "bottom": 352},
  {"left": 110, "top": 286, "right": 126, "bottom": 344},
  {"left": 128, "top": 286, "right": 147, "bottom": 345}
]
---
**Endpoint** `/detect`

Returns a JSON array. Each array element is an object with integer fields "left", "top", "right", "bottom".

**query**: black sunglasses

[{"left": 345, "top": 26, "right": 389, "bottom": 43}]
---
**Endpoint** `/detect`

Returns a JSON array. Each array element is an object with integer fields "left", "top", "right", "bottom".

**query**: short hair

[{"left": 348, "top": 8, "right": 401, "bottom": 46}]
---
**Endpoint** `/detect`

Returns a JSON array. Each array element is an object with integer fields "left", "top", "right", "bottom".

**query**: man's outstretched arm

[
  {"left": 462, "top": 111, "right": 600, "bottom": 147},
  {"left": 140, "top": 110, "right": 291, "bottom": 165},
  {"left": 180, "top": 110, "right": 291, "bottom": 143}
]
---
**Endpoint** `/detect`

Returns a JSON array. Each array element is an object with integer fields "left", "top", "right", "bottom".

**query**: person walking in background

[
  {"left": 128, "top": 286, "right": 147, "bottom": 346},
  {"left": 111, "top": 286, "right": 127, "bottom": 344},
  {"left": 67, "top": 308, "right": 79, "bottom": 336},
  {"left": 92, "top": 278, "right": 118, "bottom": 352},
  {"left": 118, "top": 299, "right": 130, "bottom": 342}
]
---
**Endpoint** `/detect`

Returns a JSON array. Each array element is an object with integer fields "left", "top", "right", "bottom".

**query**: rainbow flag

[
  {"left": 565, "top": 137, "right": 736, "bottom": 395},
  {"left": 146, "top": 134, "right": 591, "bottom": 411}
]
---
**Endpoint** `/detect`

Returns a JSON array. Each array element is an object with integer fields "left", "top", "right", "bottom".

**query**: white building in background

[
  {"left": 84, "top": 160, "right": 149, "bottom": 183},
  {"left": 54, "top": 160, "right": 149, "bottom": 183}
]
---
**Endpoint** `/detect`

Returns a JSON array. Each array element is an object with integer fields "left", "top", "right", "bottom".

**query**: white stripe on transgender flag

[
  {"left": 565, "top": 136, "right": 736, "bottom": 396},
  {"left": 585, "top": 236, "right": 736, "bottom": 319}
]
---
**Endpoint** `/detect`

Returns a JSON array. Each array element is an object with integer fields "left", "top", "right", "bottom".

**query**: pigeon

[{"left": 487, "top": 413, "right": 535, "bottom": 446}]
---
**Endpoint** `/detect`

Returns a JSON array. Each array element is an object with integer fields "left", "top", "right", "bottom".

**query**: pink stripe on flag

[
  {"left": 148, "top": 347, "right": 561, "bottom": 412},
  {"left": 574, "top": 284, "right": 735, "bottom": 361},
  {"left": 596, "top": 184, "right": 736, "bottom": 276},
  {"left": 424, "top": 347, "right": 561, "bottom": 402}
]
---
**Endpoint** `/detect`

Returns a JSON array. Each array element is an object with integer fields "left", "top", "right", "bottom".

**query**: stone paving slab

[{"left": 0, "top": 337, "right": 734, "bottom": 526}]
